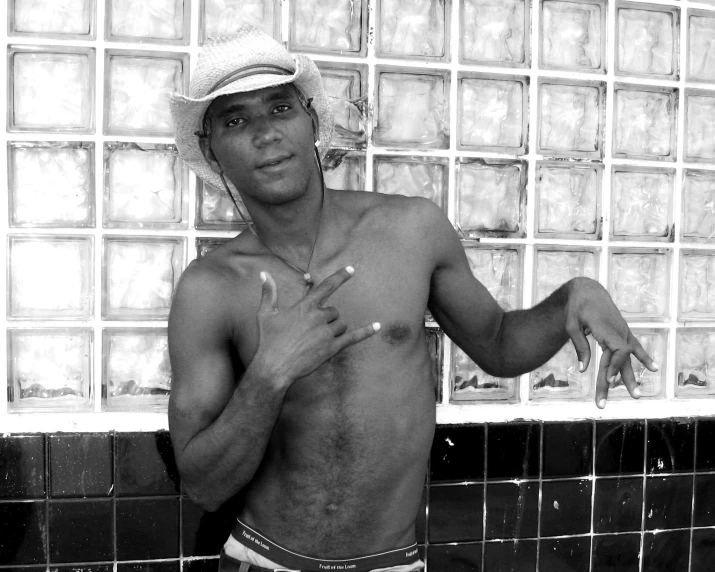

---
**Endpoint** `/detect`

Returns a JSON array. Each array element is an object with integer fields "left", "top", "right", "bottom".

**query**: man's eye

[
  {"left": 226, "top": 117, "right": 245, "bottom": 127},
  {"left": 273, "top": 104, "right": 291, "bottom": 113}
]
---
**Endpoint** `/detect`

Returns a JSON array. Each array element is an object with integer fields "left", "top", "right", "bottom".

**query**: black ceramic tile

[
  {"left": 0, "top": 435, "right": 45, "bottom": 499},
  {"left": 115, "top": 432, "right": 179, "bottom": 496},
  {"left": 591, "top": 534, "right": 640, "bottom": 572},
  {"left": 430, "top": 425, "right": 484, "bottom": 483},
  {"left": 182, "top": 496, "right": 241, "bottom": 557},
  {"left": 117, "top": 563, "right": 179, "bottom": 572},
  {"left": 643, "top": 530, "right": 690, "bottom": 572},
  {"left": 428, "top": 484, "right": 483, "bottom": 543},
  {"left": 538, "top": 536, "right": 590, "bottom": 572},
  {"left": 52, "top": 566, "right": 113, "bottom": 572},
  {"left": 694, "top": 473, "right": 715, "bottom": 527},
  {"left": 116, "top": 498, "right": 179, "bottom": 560},
  {"left": 49, "top": 500, "right": 113, "bottom": 563},
  {"left": 427, "top": 543, "right": 481, "bottom": 572},
  {"left": 49, "top": 434, "right": 113, "bottom": 498},
  {"left": 645, "top": 476, "right": 693, "bottom": 530},
  {"left": 692, "top": 528, "right": 715, "bottom": 572},
  {"left": 482, "top": 539, "right": 536, "bottom": 572},
  {"left": 182, "top": 559, "right": 220, "bottom": 572},
  {"left": 542, "top": 422, "right": 592, "bottom": 478},
  {"left": 696, "top": 418, "right": 715, "bottom": 472},
  {"left": 593, "top": 478, "right": 643, "bottom": 534},
  {"left": 0, "top": 501, "right": 47, "bottom": 565},
  {"left": 416, "top": 487, "right": 427, "bottom": 544},
  {"left": 595, "top": 421, "right": 645, "bottom": 476},
  {"left": 485, "top": 482, "right": 539, "bottom": 540},
  {"left": 486, "top": 423, "right": 540, "bottom": 480},
  {"left": 540, "top": 480, "right": 592, "bottom": 537},
  {"left": 647, "top": 419, "right": 695, "bottom": 474}
]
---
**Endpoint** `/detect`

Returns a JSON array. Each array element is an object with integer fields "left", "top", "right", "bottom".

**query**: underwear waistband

[{"left": 230, "top": 518, "right": 420, "bottom": 572}]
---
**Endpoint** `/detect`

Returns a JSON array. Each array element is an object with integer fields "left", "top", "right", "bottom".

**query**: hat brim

[{"left": 170, "top": 55, "right": 334, "bottom": 196}]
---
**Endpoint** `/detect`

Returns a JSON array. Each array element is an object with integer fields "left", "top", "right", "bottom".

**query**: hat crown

[{"left": 191, "top": 25, "right": 296, "bottom": 99}]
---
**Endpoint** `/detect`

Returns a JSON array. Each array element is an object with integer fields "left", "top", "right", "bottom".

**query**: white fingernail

[
  {"left": 652, "top": 362, "right": 660, "bottom": 371},
  {"left": 372, "top": 322, "right": 381, "bottom": 331},
  {"left": 598, "top": 399, "right": 606, "bottom": 409},
  {"left": 608, "top": 375, "right": 616, "bottom": 383},
  {"left": 633, "top": 387, "right": 641, "bottom": 397},
  {"left": 579, "top": 361, "right": 584, "bottom": 372},
  {"left": 346, "top": 266, "right": 355, "bottom": 275},
  {"left": 260, "top": 271, "right": 266, "bottom": 284}
]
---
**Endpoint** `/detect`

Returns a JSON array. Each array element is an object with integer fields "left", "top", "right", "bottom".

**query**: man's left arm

[{"left": 415, "top": 199, "right": 658, "bottom": 408}]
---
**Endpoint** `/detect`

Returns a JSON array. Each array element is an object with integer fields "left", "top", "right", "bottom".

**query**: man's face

[{"left": 200, "top": 84, "right": 319, "bottom": 206}]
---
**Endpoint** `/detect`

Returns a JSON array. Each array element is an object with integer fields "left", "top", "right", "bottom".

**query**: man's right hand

[{"left": 249, "top": 266, "right": 380, "bottom": 388}]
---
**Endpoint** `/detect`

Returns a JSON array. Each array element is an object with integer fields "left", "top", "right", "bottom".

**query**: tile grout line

[
  {"left": 639, "top": 420, "right": 648, "bottom": 572},
  {"left": 588, "top": 419, "right": 596, "bottom": 572},
  {"left": 535, "top": 420, "right": 544, "bottom": 572},
  {"left": 44, "top": 434, "right": 50, "bottom": 572},
  {"left": 481, "top": 423, "right": 487, "bottom": 571}
]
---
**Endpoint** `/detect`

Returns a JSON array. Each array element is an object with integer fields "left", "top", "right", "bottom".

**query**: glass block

[
  {"left": 8, "top": 235, "right": 94, "bottom": 320},
  {"left": 376, "top": 0, "right": 449, "bottom": 61},
  {"left": 540, "top": 0, "right": 606, "bottom": 73},
  {"left": 458, "top": 73, "right": 528, "bottom": 154},
  {"left": 679, "top": 251, "right": 715, "bottom": 321},
  {"left": 322, "top": 152, "right": 366, "bottom": 191},
  {"left": 456, "top": 158, "right": 527, "bottom": 238},
  {"left": 611, "top": 166, "right": 675, "bottom": 241},
  {"left": 426, "top": 326, "right": 443, "bottom": 402},
  {"left": 612, "top": 84, "right": 678, "bottom": 161},
  {"left": 537, "top": 78, "right": 605, "bottom": 159},
  {"left": 682, "top": 169, "right": 715, "bottom": 243},
  {"left": 688, "top": 10, "right": 715, "bottom": 83},
  {"left": 607, "top": 329, "right": 667, "bottom": 400},
  {"left": 615, "top": 3, "right": 679, "bottom": 80},
  {"left": 451, "top": 345, "right": 518, "bottom": 402},
  {"left": 7, "top": 328, "right": 93, "bottom": 412},
  {"left": 374, "top": 67, "right": 450, "bottom": 150},
  {"left": 106, "top": 0, "right": 189, "bottom": 45},
  {"left": 609, "top": 249, "right": 670, "bottom": 322},
  {"left": 102, "top": 236, "right": 185, "bottom": 320},
  {"left": 535, "top": 161, "right": 602, "bottom": 240},
  {"left": 290, "top": 0, "right": 365, "bottom": 56},
  {"left": 533, "top": 247, "right": 599, "bottom": 305},
  {"left": 9, "top": 0, "right": 96, "bottom": 39},
  {"left": 460, "top": 0, "right": 529, "bottom": 67},
  {"left": 685, "top": 90, "right": 715, "bottom": 164},
  {"left": 675, "top": 329, "right": 715, "bottom": 397},
  {"left": 316, "top": 62, "right": 368, "bottom": 149},
  {"left": 199, "top": 0, "right": 280, "bottom": 45},
  {"left": 464, "top": 243, "right": 524, "bottom": 311},
  {"left": 530, "top": 340, "right": 596, "bottom": 400},
  {"left": 104, "top": 50, "right": 188, "bottom": 137},
  {"left": 103, "top": 328, "right": 171, "bottom": 411},
  {"left": 195, "top": 180, "right": 248, "bottom": 231},
  {"left": 8, "top": 142, "right": 95, "bottom": 228},
  {"left": 103, "top": 142, "right": 188, "bottom": 229},
  {"left": 8, "top": 46, "right": 95, "bottom": 133},
  {"left": 196, "top": 237, "right": 230, "bottom": 258},
  {"left": 374, "top": 155, "right": 448, "bottom": 210}
]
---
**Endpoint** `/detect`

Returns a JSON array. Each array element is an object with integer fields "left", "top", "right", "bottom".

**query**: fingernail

[
  {"left": 598, "top": 399, "right": 606, "bottom": 409},
  {"left": 579, "top": 361, "right": 584, "bottom": 372},
  {"left": 608, "top": 375, "right": 616, "bottom": 383},
  {"left": 346, "top": 266, "right": 355, "bottom": 275},
  {"left": 372, "top": 322, "right": 381, "bottom": 332},
  {"left": 652, "top": 362, "right": 660, "bottom": 371},
  {"left": 633, "top": 387, "right": 641, "bottom": 397},
  {"left": 260, "top": 271, "right": 266, "bottom": 284}
]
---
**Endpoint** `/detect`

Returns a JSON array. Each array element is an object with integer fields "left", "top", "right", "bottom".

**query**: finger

[
  {"left": 606, "top": 347, "right": 631, "bottom": 384},
  {"left": 334, "top": 322, "right": 381, "bottom": 351},
  {"left": 595, "top": 348, "right": 612, "bottom": 409},
  {"left": 258, "top": 271, "right": 278, "bottom": 313},
  {"left": 629, "top": 334, "right": 659, "bottom": 373},
  {"left": 321, "top": 306, "right": 339, "bottom": 323},
  {"left": 307, "top": 266, "right": 355, "bottom": 306},
  {"left": 566, "top": 318, "right": 590, "bottom": 372},
  {"left": 328, "top": 319, "right": 347, "bottom": 337},
  {"left": 619, "top": 357, "right": 641, "bottom": 399}
]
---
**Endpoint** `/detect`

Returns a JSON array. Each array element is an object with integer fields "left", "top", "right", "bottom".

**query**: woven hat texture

[{"left": 169, "top": 24, "right": 334, "bottom": 195}]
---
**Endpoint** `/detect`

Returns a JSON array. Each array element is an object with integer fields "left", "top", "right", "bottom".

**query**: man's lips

[{"left": 257, "top": 155, "right": 292, "bottom": 169}]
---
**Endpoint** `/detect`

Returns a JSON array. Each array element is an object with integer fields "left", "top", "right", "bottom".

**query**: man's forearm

[
  {"left": 176, "top": 364, "right": 289, "bottom": 512},
  {"left": 481, "top": 279, "right": 579, "bottom": 378}
]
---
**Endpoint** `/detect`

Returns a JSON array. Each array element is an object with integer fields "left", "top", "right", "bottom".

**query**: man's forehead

[{"left": 210, "top": 84, "right": 299, "bottom": 112}]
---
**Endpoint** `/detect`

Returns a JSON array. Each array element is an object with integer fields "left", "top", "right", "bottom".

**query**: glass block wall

[{"left": 4, "top": 0, "right": 715, "bottom": 432}]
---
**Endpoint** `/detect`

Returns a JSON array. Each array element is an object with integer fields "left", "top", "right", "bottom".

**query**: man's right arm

[{"left": 167, "top": 262, "right": 289, "bottom": 512}]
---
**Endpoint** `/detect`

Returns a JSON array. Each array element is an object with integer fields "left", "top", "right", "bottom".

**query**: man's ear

[{"left": 198, "top": 137, "right": 222, "bottom": 175}]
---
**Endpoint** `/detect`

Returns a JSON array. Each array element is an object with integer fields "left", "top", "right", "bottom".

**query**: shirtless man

[{"left": 168, "top": 26, "right": 657, "bottom": 572}]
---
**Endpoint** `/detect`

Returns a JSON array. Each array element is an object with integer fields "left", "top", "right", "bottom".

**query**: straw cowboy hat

[{"left": 169, "top": 24, "right": 334, "bottom": 195}]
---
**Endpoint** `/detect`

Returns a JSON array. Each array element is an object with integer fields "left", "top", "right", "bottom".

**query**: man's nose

[{"left": 251, "top": 115, "right": 282, "bottom": 146}]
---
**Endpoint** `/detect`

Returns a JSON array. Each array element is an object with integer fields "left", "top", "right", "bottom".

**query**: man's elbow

[{"left": 183, "top": 480, "right": 230, "bottom": 513}]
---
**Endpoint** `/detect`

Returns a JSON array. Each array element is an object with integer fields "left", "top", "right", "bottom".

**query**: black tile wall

[{"left": 0, "top": 420, "right": 714, "bottom": 571}]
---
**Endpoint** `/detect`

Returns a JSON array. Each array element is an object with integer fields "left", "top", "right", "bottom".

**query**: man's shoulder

[{"left": 335, "top": 189, "right": 443, "bottom": 230}]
